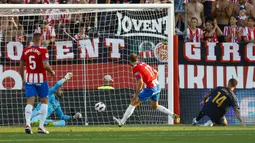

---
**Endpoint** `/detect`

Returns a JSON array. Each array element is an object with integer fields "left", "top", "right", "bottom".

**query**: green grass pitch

[{"left": 0, "top": 125, "right": 255, "bottom": 143}]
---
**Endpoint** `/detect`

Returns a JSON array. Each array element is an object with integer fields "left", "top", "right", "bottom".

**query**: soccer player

[
  {"left": 20, "top": 33, "right": 55, "bottom": 134},
  {"left": 31, "top": 73, "right": 82, "bottom": 127},
  {"left": 113, "top": 53, "right": 180, "bottom": 127},
  {"left": 192, "top": 78, "right": 245, "bottom": 127}
]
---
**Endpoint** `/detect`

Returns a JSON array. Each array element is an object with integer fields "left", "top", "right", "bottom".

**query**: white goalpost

[{"left": 0, "top": 4, "right": 175, "bottom": 126}]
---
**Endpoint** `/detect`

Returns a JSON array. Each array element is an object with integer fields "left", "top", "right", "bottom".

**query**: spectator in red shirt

[
  {"left": 203, "top": 18, "right": 223, "bottom": 43},
  {"left": 224, "top": 16, "right": 243, "bottom": 43},
  {"left": 243, "top": 17, "right": 255, "bottom": 43}
]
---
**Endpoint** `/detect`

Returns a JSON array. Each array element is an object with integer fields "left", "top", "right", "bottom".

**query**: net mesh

[{"left": 0, "top": 7, "right": 171, "bottom": 126}]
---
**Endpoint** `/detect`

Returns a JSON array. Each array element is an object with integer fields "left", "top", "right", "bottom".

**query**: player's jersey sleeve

[
  {"left": 134, "top": 72, "right": 141, "bottom": 80},
  {"left": 41, "top": 49, "right": 49, "bottom": 62},
  {"left": 55, "top": 103, "right": 71, "bottom": 120},
  {"left": 47, "top": 93, "right": 55, "bottom": 103},
  {"left": 230, "top": 93, "right": 240, "bottom": 110},
  {"left": 49, "top": 78, "right": 66, "bottom": 94},
  {"left": 133, "top": 67, "right": 141, "bottom": 80}
]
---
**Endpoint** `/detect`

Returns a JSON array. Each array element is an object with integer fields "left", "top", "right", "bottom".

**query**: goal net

[{"left": 0, "top": 4, "right": 175, "bottom": 126}]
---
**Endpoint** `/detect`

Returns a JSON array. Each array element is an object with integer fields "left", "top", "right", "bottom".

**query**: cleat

[
  {"left": 192, "top": 118, "right": 198, "bottom": 126},
  {"left": 113, "top": 116, "right": 123, "bottom": 127},
  {"left": 25, "top": 125, "right": 33, "bottom": 134},
  {"left": 37, "top": 127, "right": 49, "bottom": 134},
  {"left": 173, "top": 114, "right": 180, "bottom": 124},
  {"left": 31, "top": 121, "right": 39, "bottom": 127},
  {"left": 203, "top": 120, "right": 213, "bottom": 127},
  {"left": 46, "top": 121, "right": 54, "bottom": 127}
]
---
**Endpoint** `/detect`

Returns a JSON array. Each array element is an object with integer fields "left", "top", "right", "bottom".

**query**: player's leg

[
  {"left": 150, "top": 85, "right": 180, "bottom": 123},
  {"left": 113, "top": 90, "right": 146, "bottom": 127},
  {"left": 220, "top": 116, "right": 228, "bottom": 126},
  {"left": 114, "top": 98, "right": 141, "bottom": 127},
  {"left": 202, "top": 120, "right": 213, "bottom": 126},
  {"left": 45, "top": 120, "right": 66, "bottom": 127},
  {"left": 36, "top": 81, "right": 49, "bottom": 134},
  {"left": 31, "top": 105, "right": 41, "bottom": 118},
  {"left": 30, "top": 104, "right": 41, "bottom": 126},
  {"left": 31, "top": 115, "right": 40, "bottom": 127},
  {"left": 25, "top": 96, "right": 35, "bottom": 126},
  {"left": 24, "top": 83, "right": 37, "bottom": 134},
  {"left": 192, "top": 111, "right": 206, "bottom": 125},
  {"left": 151, "top": 100, "right": 180, "bottom": 123},
  {"left": 212, "top": 116, "right": 228, "bottom": 126},
  {"left": 192, "top": 106, "right": 208, "bottom": 125}
]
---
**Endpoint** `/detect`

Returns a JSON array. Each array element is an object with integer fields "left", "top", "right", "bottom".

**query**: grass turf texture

[{"left": 0, "top": 125, "right": 255, "bottom": 143}]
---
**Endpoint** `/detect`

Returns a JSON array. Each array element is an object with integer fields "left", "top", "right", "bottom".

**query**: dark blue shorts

[
  {"left": 24, "top": 81, "right": 49, "bottom": 98},
  {"left": 138, "top": 84, "right": 160, "bottom": 102},
  {"left": 202, "top": 104, "right": 225, "bottom": 125}
]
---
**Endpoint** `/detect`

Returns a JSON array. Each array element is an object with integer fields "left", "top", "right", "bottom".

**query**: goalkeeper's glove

[
  {"left": 64, "top": 72, "right": 73, "bottom": 80},
  {"left": 73, "top": 112, "right": 82, "bottom": 119}
]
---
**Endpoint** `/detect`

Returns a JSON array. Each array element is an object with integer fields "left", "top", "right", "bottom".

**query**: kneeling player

[
  {"left": 113, "top": 53, "right": 180, "bottom": 127},
  {"left": 31, "top": 73, "right": 82, "bottom": 127},
  {"left": 192, "top": 78, "right": 245, "bottom": 127}
]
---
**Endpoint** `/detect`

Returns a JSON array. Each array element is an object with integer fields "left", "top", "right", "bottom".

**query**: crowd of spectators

[
  {"left": 176, "top": 0, "right": 255, "bottom": 44},
  {"left": 0, "top": 0, "right": 254, "bottom": 46},
  {"left": 0, "top": 0, "right": 175, "bottom": 47},
  {"left": 0, "top": 0, "right": 96, "bottom": 47}
]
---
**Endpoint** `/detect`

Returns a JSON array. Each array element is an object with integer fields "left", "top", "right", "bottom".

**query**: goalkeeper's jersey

[
  {"left": 33, "top": 78, "right": 72, "bottom": 120},
  {"left": 33, "top": 88, "right": 61, "bottom": 118}
]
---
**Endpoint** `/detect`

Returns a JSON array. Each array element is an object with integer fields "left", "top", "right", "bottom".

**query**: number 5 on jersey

[{"left": 29, "top": 56, "right": 36, "bottom": 70}]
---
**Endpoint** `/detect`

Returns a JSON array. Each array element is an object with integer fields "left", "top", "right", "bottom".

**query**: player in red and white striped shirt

[
  {"left": 186, "top": 17, "right": 203, "bottom": 42},
  {"left": 34, "top": 23, "right": 56, "bottom": 46},
  {"left": 243, "top": 17, "right": 255, "bottom": 43},
  {"left": 20, "top": 33, "right": 55, "bottom": 134},
  {"left": 113, "top": 53, "right": 180, "bottom": 127},
  {"left": 224, "top": 16, "right": 243, "bottom": 43}
]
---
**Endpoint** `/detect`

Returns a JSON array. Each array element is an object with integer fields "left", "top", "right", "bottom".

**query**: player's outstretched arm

[
  {"left": 55, "top": 105, "right": 82, "bottom": 120},
  {"left": 43, "top": 61, "right": 55, "bottom": 77},
  {"left": 234, "top": 108, "right": 245, "bottom": 127},
  {"left": 50, "top": 73, "right": 73, "bottom": 93},
  {"left": 55, "top": 106, "right": 71, "bottom": 120}
]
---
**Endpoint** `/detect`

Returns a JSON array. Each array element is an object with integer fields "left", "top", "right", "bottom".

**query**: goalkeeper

[{"left": 31, "top": 73, "right": 82, "bottom": 127}]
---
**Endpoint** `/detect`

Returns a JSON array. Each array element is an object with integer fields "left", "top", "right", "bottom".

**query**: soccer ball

[{"left": 95, "top": 102, "right": 106, "bottom": 112}]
